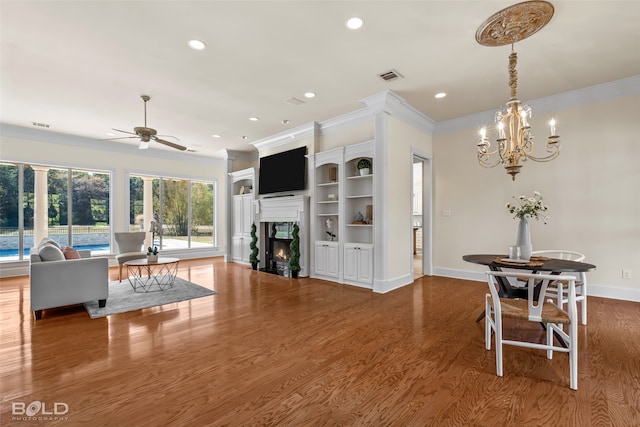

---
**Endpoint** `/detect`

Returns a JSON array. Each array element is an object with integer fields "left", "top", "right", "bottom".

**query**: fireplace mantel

[
  {"left": 257, "top": 195, "right": 309, "bottom": 223},
  {"left": 256, "top": 195, "right": 309, "bottom": 277}
]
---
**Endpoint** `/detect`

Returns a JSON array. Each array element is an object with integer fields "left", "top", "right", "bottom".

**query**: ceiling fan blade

[
  {"left": 99, "top": 136, "right": 139, "bottom": 141},
  {"left": 156, "top": 134, "right": 181, "bottom": 142},
  {"left": 153, "top": 136, "right": 187, "bottom": 151},
  {"left": 112, "top": 128, "right": 137, "bottom": 135}
]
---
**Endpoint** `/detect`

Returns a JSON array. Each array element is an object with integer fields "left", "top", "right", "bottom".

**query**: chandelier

[{"left": 475, "top": 1, "right": 560, "bottom": 180}]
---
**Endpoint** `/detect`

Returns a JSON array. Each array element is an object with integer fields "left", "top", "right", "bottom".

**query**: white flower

[{"left": 506, "top": 191, "right": 549, "bottom": 223}]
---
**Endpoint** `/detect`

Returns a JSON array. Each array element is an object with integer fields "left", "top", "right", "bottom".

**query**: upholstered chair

[{"left": 114, "top": 232, "right": 147, "bottom": 281}]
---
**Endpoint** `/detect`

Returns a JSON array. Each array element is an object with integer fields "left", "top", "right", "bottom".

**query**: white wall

[
  {"left": 384, "top": 115, "right": 432, "bottom": 282},
  {"left": 432, "top": 94, "right": 640, "bottom": 301}
]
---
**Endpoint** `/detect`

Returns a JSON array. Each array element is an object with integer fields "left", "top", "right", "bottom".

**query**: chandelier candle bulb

[{"left": 549, "top": 119, "right": 556, "bottom": 136}]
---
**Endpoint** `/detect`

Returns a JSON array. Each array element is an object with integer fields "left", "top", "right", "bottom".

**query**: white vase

[
  {"left": 516, "top": 218, "right": 532, "bottom": 261},
  {"left": 359, "top": 168, "right": 370, "bottom": 176},
  {"left": 147, "top": 254, "right": 158, "bottom": 262}
]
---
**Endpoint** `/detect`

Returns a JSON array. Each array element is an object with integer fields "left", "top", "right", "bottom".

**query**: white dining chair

[
  {"left": 532, "top": 250, "right": 588, "bottom": 325},
  {"left": 485, "top": 271, "right": 578, "bottom": 390}
]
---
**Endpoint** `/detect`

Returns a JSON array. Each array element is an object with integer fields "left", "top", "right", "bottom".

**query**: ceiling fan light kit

[{"left": 103, "top": 95, "right": 188, "bottom": 152}]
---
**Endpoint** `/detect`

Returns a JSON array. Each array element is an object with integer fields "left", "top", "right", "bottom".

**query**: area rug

[{"left": 83, "top": 277, "right": 217, "bottom": 319}]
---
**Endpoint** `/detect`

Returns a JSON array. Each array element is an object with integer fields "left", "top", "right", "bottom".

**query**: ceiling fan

[{"left": 104, "top": 95, "right": 187, "bottom": 151}]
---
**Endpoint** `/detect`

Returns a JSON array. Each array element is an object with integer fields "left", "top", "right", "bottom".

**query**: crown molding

[
  {"left": 317, "top": 106, "right": 374, "bottom": 136},
  {"left": 250, "top": 122, "right": 318, "bottom": 154},
  {"left": 434, "top": 75, "right": 640, "bottom": 135},
  {"left": 360, "top": 90, "right": 436, "bottom": 134}
]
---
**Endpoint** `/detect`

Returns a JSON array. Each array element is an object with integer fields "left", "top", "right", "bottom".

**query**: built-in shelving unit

[
  {"left": 310, "top": 141, "right": 374, "bottom": 288},
  {"left": 310, "top": 148, "right": 342, "bottom": 280},
  {"left": 343, "top": 141, "right": 374, "bottom": 288}
]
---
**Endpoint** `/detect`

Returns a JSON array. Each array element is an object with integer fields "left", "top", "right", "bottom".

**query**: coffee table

[{"left": 124, "top": 257, "right": 180, "bottom": 292}]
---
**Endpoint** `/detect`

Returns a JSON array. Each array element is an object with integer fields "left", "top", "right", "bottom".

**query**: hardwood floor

[{"left": 1, "top": 257, "right": 639, "bottom": 426}]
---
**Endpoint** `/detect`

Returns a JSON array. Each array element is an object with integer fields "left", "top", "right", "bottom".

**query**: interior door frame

[{"left": 410, "top": 149, "right": 433, "bottom": 277}]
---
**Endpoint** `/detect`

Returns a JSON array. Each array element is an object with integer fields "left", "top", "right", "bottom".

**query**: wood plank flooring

[{"left": 1, "top": 257, "right": 639, "bottom": 426}]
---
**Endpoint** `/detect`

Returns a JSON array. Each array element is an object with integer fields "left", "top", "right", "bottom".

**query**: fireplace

[
  {"left": 256, "top": 195, "right": 309, "bottom": 277},
  {"left": 262, "top": 222, "right": 294, "bottom": 276}
]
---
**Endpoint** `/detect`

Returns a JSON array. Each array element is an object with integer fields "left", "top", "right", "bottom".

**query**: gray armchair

[
  {"left": 114, "top": 231, "right": 147, "bottom": 281},
  {"left": 30, "top": 239, "right": 108, "bottom": 320}
]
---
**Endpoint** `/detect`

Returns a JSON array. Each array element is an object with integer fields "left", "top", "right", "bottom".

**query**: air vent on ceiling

[
  {"left": 31, "top": 121, "right": 50, "bottom": 128},
  {"left": 284, "top": 97, "right": 305, "bottom": 106},
  {"left": 378, "top": 69, "right": 403, "bottom": 82}
]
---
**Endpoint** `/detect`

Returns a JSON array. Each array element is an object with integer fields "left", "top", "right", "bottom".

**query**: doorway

[{"left": 411, "top": 152, "right": 432, "bottom": 279}]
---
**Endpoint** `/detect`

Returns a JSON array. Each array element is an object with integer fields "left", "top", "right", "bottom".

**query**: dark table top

[{"left": 463, "top": 254, "right": 596, "bottom": 273}]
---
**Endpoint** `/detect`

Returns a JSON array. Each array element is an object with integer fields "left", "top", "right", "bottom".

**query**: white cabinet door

[
  {"left": 241, "top": 195, "right": 253, "bottom": 234},
  {"left": 344, "top": 243, "right": 372, "bottom": 285},
  {"left": 357, "top": 245, "right": 373, "bottom": 283},
  {"left": 232, "top": 194, "right": 253, "bottom": 263},
  {"left": 232, "top": 236, "right": 243, "bottom": 262},
  {"left": 240, "top": 236, "right": 251, "bottom": 263},
  {"left": 343, "top": 244, "right": 358, "bottom": 282},
  {"left": 326, "top": 243, "right": 339, "bottom": 278},
  {"left": 315, "top": 242, "right": 327, "bottom": 276},
  {"left": 232, "top": 196, "right": 244, "bottom": 236},
  {"left": 315, "top": 242, "right": 339, "bottom": 279}
]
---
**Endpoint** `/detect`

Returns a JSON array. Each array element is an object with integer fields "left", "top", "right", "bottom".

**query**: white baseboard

[
  {"left": 0, "top": 261, "right": 29, "bottom": 278},
  {"left": 433, "top": 267, "right": 640, "bottom": 303},
  {"left": 373, "top": 273, "right": 414, "bottom": 294}
]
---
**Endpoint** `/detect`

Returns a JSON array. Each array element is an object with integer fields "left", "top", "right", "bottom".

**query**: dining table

[{"left": 463, "top": 253, "right": 596, "bottom": 322}]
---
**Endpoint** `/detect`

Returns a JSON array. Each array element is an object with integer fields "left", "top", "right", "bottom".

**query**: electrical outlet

[{"left": 622, "top": 269, "right": 632, "bottom": 280}]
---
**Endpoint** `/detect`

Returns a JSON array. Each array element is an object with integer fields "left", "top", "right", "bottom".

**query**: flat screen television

[{"left": 258, "top": 147, "right": 307, "bottom": 195}]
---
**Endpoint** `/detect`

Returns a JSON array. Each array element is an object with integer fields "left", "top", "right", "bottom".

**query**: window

[
  {"left": 0, "top": 162, "right": 111, "bottom": 262},
  {"left": 129, "top": 174, "right": 216, "bottom": 250}
]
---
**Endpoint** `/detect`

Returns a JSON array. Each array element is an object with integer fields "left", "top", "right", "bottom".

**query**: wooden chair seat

[{"left": 492, "top": 298, "right": 571, "bottom": 324}]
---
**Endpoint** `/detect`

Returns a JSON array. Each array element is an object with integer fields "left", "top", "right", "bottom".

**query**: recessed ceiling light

[
  {"left": 241, "top": 136, "right": 248, "bottom": 140},
  {"left": 249, "top": 117, "right": 260, "bottom": 121},
  {"left": 281, "top": 119, "right": 290, "bottom": 124},
  {"left": 187, "top": 39, "right": 206, "bottom": 50},
  {"left": 106, "top": 132, "right": 115, "bottom": 136},
  {"left": 303, "top": 92, "right": 316, "bottom": 98},
  {"left": 435, "top": 92, "right": 447, "bottom": 99},
  {"left": 211, "top": 134, "right": 221, "bottom": 138},
  {"left": 346, "top": 17, "right": 364, "bottom": 30}
]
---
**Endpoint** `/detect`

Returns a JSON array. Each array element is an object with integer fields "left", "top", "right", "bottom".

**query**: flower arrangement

[
  {"left": 147, "top": 246, "right": 158, "bottom": 256},
  {"left": 506, "top": 191, "right": 549, "bottom": 223}
]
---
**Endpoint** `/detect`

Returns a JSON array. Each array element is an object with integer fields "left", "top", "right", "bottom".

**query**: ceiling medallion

[{"left": 476, "top": 1, "right": 554, "bottom": 47}]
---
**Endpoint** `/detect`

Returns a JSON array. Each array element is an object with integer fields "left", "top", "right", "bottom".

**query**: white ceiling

[{"left": 2, "top": 1, "right": 639, "bottom": 158}]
